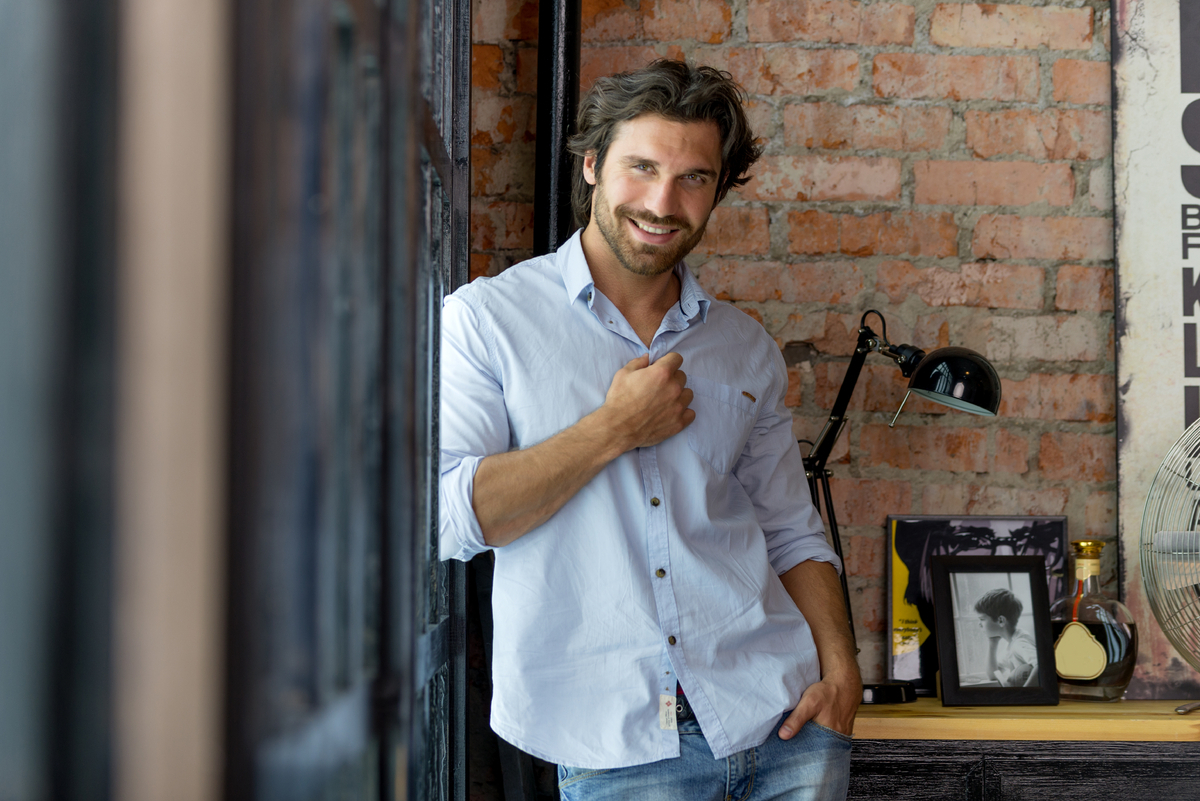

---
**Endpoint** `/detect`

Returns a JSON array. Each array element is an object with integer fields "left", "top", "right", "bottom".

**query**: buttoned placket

[{"left": 587, "top": 278, "right": 704, "bottom": 759}]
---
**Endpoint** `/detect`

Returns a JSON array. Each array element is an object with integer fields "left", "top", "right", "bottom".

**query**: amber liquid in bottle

[{"left": 1049, "top": 540, "right": 1138, "bottom": 701}]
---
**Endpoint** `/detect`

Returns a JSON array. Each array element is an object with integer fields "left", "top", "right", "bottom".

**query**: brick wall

[{"left": 470, "top": 0, "right": 1115, "bottom": 683}]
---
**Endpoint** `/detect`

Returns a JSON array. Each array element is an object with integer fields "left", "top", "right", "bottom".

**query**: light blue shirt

[{"left": 439, "top": 231, "right": 840, "bottom": 769}]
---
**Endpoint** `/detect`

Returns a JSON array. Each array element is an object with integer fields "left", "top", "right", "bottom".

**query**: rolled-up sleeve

[
  {"left": 732, "top": 346, "right": 841, "bottom": 577},
  {"left": 439, "top": 293, "right": 510, "bottom": 562}
]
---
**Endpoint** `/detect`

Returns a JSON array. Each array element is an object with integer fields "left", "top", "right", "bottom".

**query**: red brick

[
  {"left": 738, "top": 156, "right": 901, "bottom": 202},
  {"left": 789, "top": 212, "right": 957, "bottom": 257},
  {"left": 965, "top": 109, "right": 1110, "bottom": 160},
  {"left": 921, "top": 484, "right": 1069, "bottom": 516},
  {"left": 931, "top": 4, "right": 1092, "bottom": 50},
  {"left": 515, "top": 47, "right": 538, "bottom": 93},
  {"left": 1039, "top": 431, "right": 1116, "bottom": 482},
  {"left": 813, "top": 362, "right": 947, "bottom": 415},
  {"left": 860, "top": 424, "right": 989, "bottom": 471},
  {"left": 829, "top": 478, "right": 913, "bottom": 525},
  {"left": 851, "top": 581, "right": 887, "bottom": 636},
  {"left": 793, "top": 415, "right": 851, "bottom": 464},
  {"left": 972, "top": 215, "right": 1113, "bottom": 260},
  {"left": 471, "top": 145, "right": 535, "bottom": 197},
  {"left": 469, "top": 253, "right": 499, "bottom": 281},
  {"left": 775, "top": 312, "right": 867, "bottom": 357},
  {"left": 844, "top": 213, "right": 958, "bottom": 257},
  {"left": 994, "top": 429, "right": 1030, "bottom": 474},
  {"left": 744, "top": 98, "right": 776, "bottom": 140},
  {"left": 1053, "top": 59, "right": 1111, "bottom": 105},
  {"left": 788, "top": 211, "right": 841, "bottom": 254},
  {"left": 985, "top": 315, "right": 1107, "bottom": 362},
  {"left": 581, "top": 0, "right": 641, "bottom": 42},
  {"left": 786, "top": 365, "right": 804, "bottom": 407},
  {"left": 873, "top": 53, "right": 1039, "bottom": 101},
  {"left": 644, "top": 0, "right": 733, "bottom": 44},
  {"left": 844, "top": 532, "right": 886, "bottom": 581},
  {"left": 914, "top": 313, "right": 952, "bottom": 350},
  {"left": 702, "top": 46, "right": 859, "bottom": 96},
  {"left": 472, "top": 44, "right": 504, "bottom": 90},
  {"left": 747, "top": 0, "right": 914, "bottom": 45},
  {"left": 580, "top": 45, "right": 686, "bottom": 90},
  {"left": 737, "top": 304, "right": 765, "bottom": 327},
  {"left": 1056, "top": 265, "right": 1114, "bottom": 312},
  {"left": 914, "top": 161, "right": 1074, "bottom": 207},
  {"left": 1085, "top": 490, "right": 1117, "bottom": 539},
  {"left": 998, "top": 373, "right": 1115, "bottom": 422},
  {"left": 471, "top": 92, "right": 535, "bottom": 146},
  {"left": 471, "top": 201, "right": 534, "bottom": 250},
  {"left": 473, "top": 0, "right": 538, "bottom": 42},
  {"left": 694, "top": 260, "right": 866, "bottom": 304},
  {"left": 694, "top": 206, "right": 771, "bottom": 256},
  {"left": 784, "top": 103, "right": 951, "bottom": 152},
  {"left": 876, "top": 261, "right": 1044, "bottom": 310}
]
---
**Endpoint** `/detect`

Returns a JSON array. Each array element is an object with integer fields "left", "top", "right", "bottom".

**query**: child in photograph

[{"left": 975, "top": 588, "right": 1039, "bottom": 687}]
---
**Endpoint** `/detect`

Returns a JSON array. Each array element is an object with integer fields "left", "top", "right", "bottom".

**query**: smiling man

[{"left": 440, "top": 60, "right": 861, "bottom": 800}]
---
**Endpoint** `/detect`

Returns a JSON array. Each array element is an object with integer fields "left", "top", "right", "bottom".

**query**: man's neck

[{"left": 580, "top": 224, "right": 683, "bottom": 347}]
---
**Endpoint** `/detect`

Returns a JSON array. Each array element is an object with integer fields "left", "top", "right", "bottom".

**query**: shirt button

[
  {"left": 668, "top": 636, "right": 677, "bottom": 645},
  {"left": 656, "top": 568, "right": 666, "bottom": 578},
  {"left": 650, "top": 497, "right": 660, "bottom": 507}
]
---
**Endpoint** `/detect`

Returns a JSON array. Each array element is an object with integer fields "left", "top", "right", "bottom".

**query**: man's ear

[
  {"left": 996, "top": 615, "right": 1008, "bottom": 629},
  {"left": 582, "top": 152, "right": 598, "bottom": 186}
]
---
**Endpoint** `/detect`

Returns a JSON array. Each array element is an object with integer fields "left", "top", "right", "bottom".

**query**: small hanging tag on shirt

[{"left": 659, "top": 694, "right": 677, "bottom": 730}]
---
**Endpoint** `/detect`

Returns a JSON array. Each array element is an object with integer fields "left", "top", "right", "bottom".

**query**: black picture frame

[
  {"left": 930, "top": 555, "right": 1059, "bottom": 706},
  {"left": 886, "top": 515, "right": 1067, "bottom": 696}
]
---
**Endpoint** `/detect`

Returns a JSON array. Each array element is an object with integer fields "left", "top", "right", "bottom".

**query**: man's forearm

[
  {"left": 472, "top": 407, "right": 629, "bottom": 547},
  {"left": 780, "top": 560, "right": 861, "bottom": 682}
]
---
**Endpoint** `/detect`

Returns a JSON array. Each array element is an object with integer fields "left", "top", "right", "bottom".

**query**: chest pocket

[{"left": 686, "top": 376, "right": 758, "bottom": 475}]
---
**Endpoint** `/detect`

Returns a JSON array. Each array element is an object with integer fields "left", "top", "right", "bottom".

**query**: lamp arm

[{"left": 803, "top": 324, "right": 878, "bottom": 475}]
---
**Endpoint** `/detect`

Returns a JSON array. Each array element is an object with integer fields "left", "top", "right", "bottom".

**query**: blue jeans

[{"left": 557, "top": 714, "right": 852, "bottom": 801}]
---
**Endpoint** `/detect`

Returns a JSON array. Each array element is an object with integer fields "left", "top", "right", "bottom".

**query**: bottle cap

[{"left": 1071, "top": 539, "right": 1105, "bottom": 560}]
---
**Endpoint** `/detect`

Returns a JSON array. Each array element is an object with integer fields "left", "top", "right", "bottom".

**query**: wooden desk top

[{"left": 853, "top": 697, "right": 1200, "bottom": 742}]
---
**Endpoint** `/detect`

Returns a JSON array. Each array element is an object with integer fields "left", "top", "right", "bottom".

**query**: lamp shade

[{"left": 906, "top": 346, "right": 1001, "bottom": 416}]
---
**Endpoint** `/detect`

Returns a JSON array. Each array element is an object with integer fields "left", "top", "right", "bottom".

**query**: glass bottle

[{"left": 1049, "top": 540, "right": 1137, "bottom": 701}]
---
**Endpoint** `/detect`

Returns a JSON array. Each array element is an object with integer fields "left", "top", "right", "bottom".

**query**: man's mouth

[{"left": 631, "top": 218, "right": 680, "bottom": 235}]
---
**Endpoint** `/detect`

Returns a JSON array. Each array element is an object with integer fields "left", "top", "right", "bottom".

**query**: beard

[{"left": 591, "top": 179, "right": 709, "bottom": 277}]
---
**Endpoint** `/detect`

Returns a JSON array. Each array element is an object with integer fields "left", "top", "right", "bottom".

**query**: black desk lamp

[{"left": 802, "top": 310, "right": 1002, "bottom": 704}]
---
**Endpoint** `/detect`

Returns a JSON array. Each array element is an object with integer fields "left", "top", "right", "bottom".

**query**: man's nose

[{"left": 643, "top": 179, "right": 678, "bottom": 220}]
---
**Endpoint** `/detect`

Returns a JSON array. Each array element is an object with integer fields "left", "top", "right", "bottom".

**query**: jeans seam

[{"left": 734, "top": 749, "right": 756, "bottom": 801}]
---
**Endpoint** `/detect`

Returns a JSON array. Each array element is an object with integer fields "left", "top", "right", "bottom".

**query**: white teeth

[{"left": 633, "top": 219, "right": 673, "bottom": 235}]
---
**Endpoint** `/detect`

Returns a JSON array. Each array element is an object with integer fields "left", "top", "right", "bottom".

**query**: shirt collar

[{"left": 558, "top": 228, "right": 712, "bottom": 323}]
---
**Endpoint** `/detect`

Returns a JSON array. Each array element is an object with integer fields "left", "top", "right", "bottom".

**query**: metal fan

[{"left": 1139, "top": 418, "right": 1200, "bottom": 711}]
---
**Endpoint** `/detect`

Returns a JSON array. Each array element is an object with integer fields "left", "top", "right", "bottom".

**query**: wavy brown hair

[{"left": 566, "top": 59, "right": 763, "bottom": 228}]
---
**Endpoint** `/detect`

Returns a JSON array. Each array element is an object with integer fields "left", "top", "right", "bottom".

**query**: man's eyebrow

[{"left": 617, "top": 155, "right": 718, "bottom": 178}]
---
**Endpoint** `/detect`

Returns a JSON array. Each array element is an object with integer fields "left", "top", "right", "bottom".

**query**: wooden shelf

[{"left": 854, "top": 697, "right": 1200, "bottom": 742}]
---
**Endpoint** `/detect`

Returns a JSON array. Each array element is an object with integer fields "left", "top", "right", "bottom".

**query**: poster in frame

[
  {"left": 930, "top": 555, "right": 1059, "bottom": 706},
  {"left": 886, "top": 515, "right": 1067, "bottom": 695}
]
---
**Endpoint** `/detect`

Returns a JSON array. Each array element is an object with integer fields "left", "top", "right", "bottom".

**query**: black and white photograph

[
  {"left": 931, "top": 556, "right": 1059, "bottom": 706},
  {"left": 950, "top": 572, "right": 1039, "bottom": 688}
]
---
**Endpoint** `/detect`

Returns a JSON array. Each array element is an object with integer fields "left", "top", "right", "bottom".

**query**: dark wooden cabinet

[{"left": 850, "top": 699, "right": 1200, "bottom": 800}]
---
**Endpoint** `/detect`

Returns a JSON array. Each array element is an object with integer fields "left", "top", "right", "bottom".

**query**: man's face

[
  {"left": 978, "top": 613, "right": 1007, "bottom": 638},
  {"left": 583, "top": 114, "right": 723, "bottom": 277}
]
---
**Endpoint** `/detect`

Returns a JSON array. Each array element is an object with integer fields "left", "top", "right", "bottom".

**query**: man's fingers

[
  {"left": 779, "top": 700, "right": 814, "bottom": 740},
  {"left": 624, "top": 353, "right": 651, "bottom": 371},
  {"left": 655, "top": 351, "right": 684, "bottom": 372},
  {"left": 679, "top": 388, "right": 694, "bottom": 409}
]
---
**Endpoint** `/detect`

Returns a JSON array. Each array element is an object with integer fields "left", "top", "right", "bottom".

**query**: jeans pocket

[
  {"left": 805, "top": 720, "right": 854, "bottom": 745},
  {"left": 685, "top": 376, "right": 756, "bottom": 475},
  {"left": 557, "top": 765, "right": 612, "bottom": 790}
]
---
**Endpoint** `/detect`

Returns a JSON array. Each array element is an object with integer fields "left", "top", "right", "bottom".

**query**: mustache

[{"left": 619, "top": 208, "right": 690, "bottom": 231}]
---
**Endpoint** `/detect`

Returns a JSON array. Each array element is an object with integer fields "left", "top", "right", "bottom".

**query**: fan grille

[{"left": 1141, "top": 418, "right": 1200, "bottom": 676}]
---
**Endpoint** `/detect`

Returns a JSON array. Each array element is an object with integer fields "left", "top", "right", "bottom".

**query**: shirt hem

[{"left": 490, "top": 721, "right": 681, "bottom": 770}]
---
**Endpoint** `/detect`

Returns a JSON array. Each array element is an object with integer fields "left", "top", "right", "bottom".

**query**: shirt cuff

[
  {"left": 439, "top": 454, "right": 491, "bottom": 561},
  {"left": 769, "top": 542, "right": 843, "bottom": 577}
]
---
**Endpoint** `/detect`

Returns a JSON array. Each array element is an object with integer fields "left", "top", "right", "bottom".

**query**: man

[{"left": 440, "top": 60, "right": 861, "bottom": 800}]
